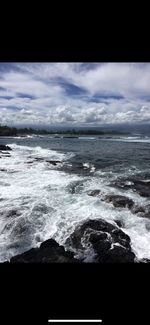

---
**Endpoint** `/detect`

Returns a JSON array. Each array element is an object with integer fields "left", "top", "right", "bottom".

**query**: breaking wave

[{"left": 0, "top": 140, "right": 150, "bottom": 261}]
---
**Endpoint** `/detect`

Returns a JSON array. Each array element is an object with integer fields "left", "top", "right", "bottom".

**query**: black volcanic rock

[
  {"left": 9, "top": 239, "right": 78, "bottom": 263},
  {"left": 102, "top": 245, "right": 135, "bottom": 263},
  {"left": 46, "top": 160, "right": 62, "bottom": 166},
  {"left": 132, "top": 204, "right": 150, "bottom": 219},
  {"left": 0, "top": 151, "right": 11, "bottom": 155},
  {"left": 103, "top": 194, "right": 134, "bottom": 209},
  {"left": 66, "top": 219, "right": 135, "bottom": 263},
  {"left": 140, "top": 258, "right": 150, "bottom": 263},
  {"left": 58, "top": 162, "right": 89, "bottom": 175},
  {"left": 114, "top": 220, "right": 124, "bottom": 228},
  {"left": 132, "top": 180, "right": 150, "bottom": 198},
  {"left": 5, "top": 209, "right": 21, "bottom": 218},
  {"left": 40, "top": 238, "right": 60, "bottom": 249},
  {"left": 131, "top": 205, "right": 145, "bottom": 214},
  {"left": 0, "top": 145, "right": 12, "bottom": 151},
  {"left": 111, "top": 178, "right": 150, "bottom": 198},
  {"left": 88, "top": 190, "right": 101, "bottom": 197}
]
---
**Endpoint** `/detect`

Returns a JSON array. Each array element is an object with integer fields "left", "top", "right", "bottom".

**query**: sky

[{"left": 0, "top": 62, "right": 150, "bottom": 128}]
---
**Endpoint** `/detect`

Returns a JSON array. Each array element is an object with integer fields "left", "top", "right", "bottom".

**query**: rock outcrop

[
  {"left": 88, "top": 190, "right": 101, "bottom": 197},
  {"left": 0, "top": 145, "right": 12, "bottom": 151},
  {"left": 46, "top": 160, "right": 62, "bottom": 166},
  {"left": 103, "top": 194, "right": 134, "bottom": 209},
  {"left": 111, "top": 178, "right": 150, "bottom": 198},
  {"left": 66, "top": 219, "right": 135, "bottom": 263},
  {"left": 9, "top": 238, "right": 78, "bottom": 263}
]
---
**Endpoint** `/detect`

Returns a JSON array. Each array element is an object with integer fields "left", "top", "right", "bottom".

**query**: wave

[
  {"left": 79, "top": 137, "right": 96, "bottom": 140},
  {"left": 100, "top": 137, "right": 150, "bottom": 143},
  {"left": 0, "top": 142, "right": 150, "bottom": 261}
]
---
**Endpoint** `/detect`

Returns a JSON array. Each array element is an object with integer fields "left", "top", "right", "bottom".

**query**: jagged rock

[
  {"left": 133, "top": 204, "right": 150, "bottom": 219},
  {"left": 103, "top": 194, "right": 134, "bottom": 208},
  {"left": 114, "top": 220, "right": 124, "bottom": 228},
  {"left": 110, "top": 179, "right": 134, "bottom": 190},
  {"left": 133, "top": 180, "right": 150, "bottom": 197},
  {"left": 140, "top": 258, "right": 150, "bottom": 263},
  {"left": 88, "top": 190, "right": 101, "bottom": 197},
  {"left": 66, "top": 219, "right": 135, "bottom": 263},
  {"left": 131, "top": 205, "right": 145, "bottom": 214},
  {"left": 140, "top": 212, "right": 150, "bottom": 219},
  {"left": 111, "top": 229, "right": 131, "bottom": 249},
  {"left": 102, "top": 245, "right": 135, "bottom": 263},
  {"left": 142, "top": 205, "right": 150, "bottom": 219},
  {"left": 40, "top": 238, "right": 59, "bottom": 249},
  {"left": 5, "top": 220, "right": 136, "bottom": 263},
  {"left": 58, "top": 162, "right": 88, "bottom": 175},
  {"left": 111, "top": 178, "right": 150, "bottom": 198},
  {"left": 6, "top": 210, "right": 21, "bottom": 218},
  {"left": 46, "top": 160, "right": 62, "bottom": 166},
  {"left": 0, "top": 145, "right": 12, "bottom": 151},
  {"left": 0, "top": 151, "right": 11, "bottom": 155},
  {"left": 9, "top": 238, "right": 78, "bottom": 263}
]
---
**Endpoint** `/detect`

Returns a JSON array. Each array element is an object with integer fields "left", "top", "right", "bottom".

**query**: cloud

[{"left": 0, "top": 62, "right": 150, "bottom": 126}]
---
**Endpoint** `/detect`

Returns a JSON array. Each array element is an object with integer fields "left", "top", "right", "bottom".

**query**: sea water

[{"left": 0, "top": 135, "right": 150, "bottom": 261}]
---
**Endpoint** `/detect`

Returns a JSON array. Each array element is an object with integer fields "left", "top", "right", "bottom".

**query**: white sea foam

[
  {"left": 0, "top": 143, "right": 150, "bottom": 261},
  {"left": 102, "top": 137, "right": 150, "bottom": 143},
  {"left": 79, "top": 137, "right": 96, "bottom": 140}
]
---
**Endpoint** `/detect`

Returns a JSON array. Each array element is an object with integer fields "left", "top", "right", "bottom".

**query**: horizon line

[{"left": 48, "top": 320, "right": 102, "bottom": 323}]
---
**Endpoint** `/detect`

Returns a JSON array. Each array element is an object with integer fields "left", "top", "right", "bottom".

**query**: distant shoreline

[{"left": 0, "top": 125, "right": 131, "bottom": 137}]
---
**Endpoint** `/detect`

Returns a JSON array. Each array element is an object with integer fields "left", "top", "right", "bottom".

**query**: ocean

[{"left": 0, "top": 134, "right": 150, "bottom": 262}]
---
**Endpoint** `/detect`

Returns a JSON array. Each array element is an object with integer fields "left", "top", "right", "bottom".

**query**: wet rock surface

[
  {"left": 88, "top": 190, "right": 101, "bottom": 197},
  {"left": 114, "top": 220, "right": 124, "bottom": 228},
  {"left": 58, "top": 162, "right": 90, "bottom": 175},
  {"left": 131, "top": 205, "right": 145, "bottom": 214},
  {"left": 131, "top": 204, "right": 150, "bottom": 219},
  {"left": 111, "top": 178, "right": 150, "bottom": 198},
  {"left": 4, "top": 209, "right": 21, "bottom": 219},
  {"left": 0, "top": 151, "right": 11, "bottom": 155},
  {"left": 133, "top": 180, "right": 150, "bottom": 198},
  {"left": 46, "top": 160, "right": 62, "bottom": 166},
  {"left": 103, "top": 194, "right": 134, "bottom": 209},
  {"left": 66, "top": 219, "right": 135, "bottom": 262},
  {"left": 8, "top": 238, "right": 78, "bottom": 263},
  {"left": 0, "top": 145, "right": 12, "bottom": 151}
]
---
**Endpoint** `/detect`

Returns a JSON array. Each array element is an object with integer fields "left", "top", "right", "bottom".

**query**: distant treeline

[
  {"left": 0, "top": 125, "right": 130, "bottom": 136},
  {"left": 0, "top": 125, "right": 52, "bottom": 136},
  {"left": 0, "top": 125, "right": 17, "bottom": 136}
]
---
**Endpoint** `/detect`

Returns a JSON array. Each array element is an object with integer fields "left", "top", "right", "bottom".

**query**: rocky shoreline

[
  {"left": 4, "top": 218, "right": 138, "bottom": 263},
  {"left": 1, "top": 144, "right": 150, "bottom": 263}
]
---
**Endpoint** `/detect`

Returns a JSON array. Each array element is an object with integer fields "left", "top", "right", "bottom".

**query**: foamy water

[{"left": 0, "top": 137, "right": 150, "bottom": 261}]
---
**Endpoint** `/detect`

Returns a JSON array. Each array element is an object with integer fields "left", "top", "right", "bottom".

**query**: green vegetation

[
  {"left": 0, "top": 125, "right": 17, "bottom": 136},
  {"left": 0, "top": 125, "right": 130, "bottom": 136}
]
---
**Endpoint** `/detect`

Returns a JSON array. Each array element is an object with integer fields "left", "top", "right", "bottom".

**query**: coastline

[{"left": 1, "top": 141, "right": 150, "bottom": 262}]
